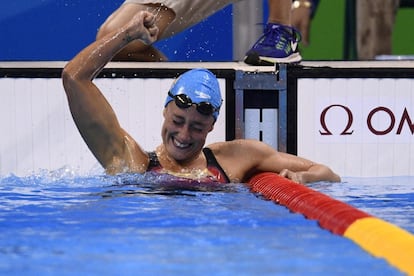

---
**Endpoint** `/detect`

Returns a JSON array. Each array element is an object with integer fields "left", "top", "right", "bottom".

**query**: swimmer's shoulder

[{"left": 207, "top": 139, "right": 261, "bottom": 152}]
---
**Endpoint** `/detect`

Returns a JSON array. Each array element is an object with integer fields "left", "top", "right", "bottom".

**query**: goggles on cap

[{"left": 168, "top": 91, "right": 220, "bottom": 116}]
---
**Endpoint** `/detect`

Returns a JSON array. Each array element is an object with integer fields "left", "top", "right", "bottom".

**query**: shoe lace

[{"left": 258, "top": 23, "right": 302, "bottom": 47}]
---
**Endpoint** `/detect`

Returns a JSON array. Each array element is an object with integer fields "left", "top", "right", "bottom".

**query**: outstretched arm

[
  {"left": 214, "top": 139, "right": 340, "bottom": 184},
  {"left": 252, "top": 140, "right": 340, "bottom": 183},
  {"left": 61, "top": 11, "right": 159, "bottom": 173}
]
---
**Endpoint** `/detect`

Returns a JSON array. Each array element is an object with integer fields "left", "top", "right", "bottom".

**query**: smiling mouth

[{"left": 173, "top": 137, "right": 191, "bottom": 149}]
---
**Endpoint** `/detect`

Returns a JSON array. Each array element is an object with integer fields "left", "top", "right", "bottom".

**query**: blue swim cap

[{"left": 165, "top": 68, "right": 222, "bottom": 120}]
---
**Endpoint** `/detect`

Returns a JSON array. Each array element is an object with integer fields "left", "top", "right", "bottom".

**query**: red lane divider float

[{"left": 248, "top": 172, "right": 414, "bottom": 275}]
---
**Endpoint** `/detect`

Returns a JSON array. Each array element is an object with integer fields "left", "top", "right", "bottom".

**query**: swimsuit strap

[
  {"left": 147, "top": 151, "right": 161, "bottom": 171},
  {"left": 202, "top": 147, "right": 230, "bottom": 183}
]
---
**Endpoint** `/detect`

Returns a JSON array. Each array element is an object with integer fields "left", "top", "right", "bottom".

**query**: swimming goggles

[{"left": 168, "top": 91, "right": 220, "bottom": 116}]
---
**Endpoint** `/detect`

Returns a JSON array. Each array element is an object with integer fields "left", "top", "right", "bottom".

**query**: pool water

[
  {"left": 311, "top": 176, "right": 414, "bottom": 234},
  {"left": 0, "top": 169, "right": 411, "bottom": 275}
]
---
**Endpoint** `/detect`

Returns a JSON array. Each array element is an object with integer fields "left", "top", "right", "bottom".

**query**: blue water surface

[
  {"left": 0, "top": 169, "right": 410, "bottom": 275},
  {"left": 310, "top": 176, "right": 414, "bottom": 234}
]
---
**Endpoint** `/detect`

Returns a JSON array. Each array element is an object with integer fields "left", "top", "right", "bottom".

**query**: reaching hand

[
  {"left": 126, "top": 11, "right": 159, "bottom": 45},
  {"left": 279, "top": 169, "right": 306, "bottom": 184}
]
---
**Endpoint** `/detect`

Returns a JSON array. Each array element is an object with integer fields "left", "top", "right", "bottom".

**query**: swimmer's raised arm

[{"left": 61, "top": 11, "right": 159, "bottom": 174}]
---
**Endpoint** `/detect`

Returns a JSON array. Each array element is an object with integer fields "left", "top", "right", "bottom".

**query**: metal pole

[{"left": 232, "top": 0, "right": 263, "bottom": 61}]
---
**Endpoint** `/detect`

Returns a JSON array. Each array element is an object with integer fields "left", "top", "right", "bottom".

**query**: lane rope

[{"left": 248, "top": 172, "right": 414, "bottom": 275}]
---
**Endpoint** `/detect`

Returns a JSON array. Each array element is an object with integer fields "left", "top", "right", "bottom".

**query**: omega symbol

[{"left": 319, "top": 104, "right": 354, "bottom": 135}]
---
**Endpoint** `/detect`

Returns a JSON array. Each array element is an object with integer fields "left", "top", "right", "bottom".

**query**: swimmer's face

[{"left": 161, "top": 102, "right": 214, "bottom": 163}]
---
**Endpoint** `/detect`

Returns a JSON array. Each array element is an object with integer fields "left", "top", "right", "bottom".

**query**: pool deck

[{"left": 1, "top": 60, "right": 414, "bottom": 70}]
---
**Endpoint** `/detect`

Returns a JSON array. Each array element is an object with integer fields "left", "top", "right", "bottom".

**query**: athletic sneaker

[{"left": 244, "top": 23, "right": 302, "bottom": 66}]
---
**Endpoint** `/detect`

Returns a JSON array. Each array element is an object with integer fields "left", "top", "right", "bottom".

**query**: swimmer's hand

[
  {"left": 279, "top": 169, "right": 306, "bottom": 184},
  {"left": 125, "top": 11, "right": 159, "bottom": 45},
  {"left": 279, "top": 166, "right": 341, "bottom": 184}
]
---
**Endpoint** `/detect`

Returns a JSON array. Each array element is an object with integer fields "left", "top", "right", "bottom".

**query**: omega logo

[{"left": 319, "top": 105, "right": 414, "bottom": 136}]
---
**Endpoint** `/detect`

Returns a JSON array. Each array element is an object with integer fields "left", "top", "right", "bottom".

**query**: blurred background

[{"left": 0, "top": 0, "right": 413, "bottom": 61}]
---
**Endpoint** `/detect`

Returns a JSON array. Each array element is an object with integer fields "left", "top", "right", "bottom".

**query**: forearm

[
  {"left": 64, "top": 27, "right": 134, "bottom": 81},
  {"left": 64, "top": 11, "right": 157, "bottom": 81},
  {"left": 300, "top": 164, "right": 341, "bottom": 183},
  {"left": 61, "top": 27, "right": 133, "bottom": 125}
]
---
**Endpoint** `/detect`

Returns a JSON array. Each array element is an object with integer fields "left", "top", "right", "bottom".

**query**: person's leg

[
  {"left": 244, "top": 0, "right": 302, "bottom": 65},
  {"left": 268, "top": 0, "right": 291, "bottom": 25},
  {"left": 97, "top": 3, "right": 175, "bottom": 61},
  {"left": 356, "top": 0, "right": 400, "bottom": 60}
]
